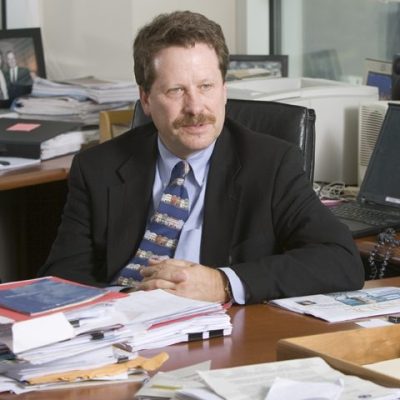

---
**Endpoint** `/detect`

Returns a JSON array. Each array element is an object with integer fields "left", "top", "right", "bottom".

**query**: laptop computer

[{"left": 331, "top": 102, "right": 400, "bottom": 238}]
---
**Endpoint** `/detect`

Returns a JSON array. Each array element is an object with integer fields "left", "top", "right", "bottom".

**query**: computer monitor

[{"left": 363, "top": 58, "right": 392, "bottom": 100}]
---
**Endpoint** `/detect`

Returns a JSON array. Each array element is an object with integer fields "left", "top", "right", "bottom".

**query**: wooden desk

[
  {"left": 0, "top": 155, "right": 73, "bottom": 191},
  {"left": 0, "top": 277, "right": 395, "bottom": 400}
]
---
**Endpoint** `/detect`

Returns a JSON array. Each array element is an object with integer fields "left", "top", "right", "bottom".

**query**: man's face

[
  {"left": 140, "top": 43, "right": 227, "bottom": 159},
  {"left": 7, "top": 52, "right": 16, "bottom": 69}
]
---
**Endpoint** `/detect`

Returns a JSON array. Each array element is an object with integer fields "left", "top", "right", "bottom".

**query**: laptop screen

[{"left": 358, "top": 103, "right": 400, "bottom": 208}]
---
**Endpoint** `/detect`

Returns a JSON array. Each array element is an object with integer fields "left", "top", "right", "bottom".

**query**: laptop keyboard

[{"left": 331, "top": 203, "right": 400, "bottom": 226}]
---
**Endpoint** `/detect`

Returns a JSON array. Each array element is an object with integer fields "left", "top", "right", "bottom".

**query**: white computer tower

[
  {"left": 227, "top": 77, "right": 379, "bottom": 184},
  {"left": 358, "top": 101, "right": 389, "bottom": 186},
  {"left": 358, "top": 100, "right": 400, "bottom": 186}
]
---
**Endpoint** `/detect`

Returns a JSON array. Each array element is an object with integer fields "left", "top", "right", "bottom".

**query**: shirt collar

[{"left": 157, "top": 137, "right": 215, "bottom": 186}]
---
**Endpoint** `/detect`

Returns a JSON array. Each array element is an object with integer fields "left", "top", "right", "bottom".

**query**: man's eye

[
  {"left": 200, "top": 83, "right": 213, "bottom": 91},
  {"left": 167, "top": 87, "right": 184, "bottom": 96}
]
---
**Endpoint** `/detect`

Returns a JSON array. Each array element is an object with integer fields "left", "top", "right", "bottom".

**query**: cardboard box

[{"left": 277, "top": 324, "right": 400, "bottom": 387}]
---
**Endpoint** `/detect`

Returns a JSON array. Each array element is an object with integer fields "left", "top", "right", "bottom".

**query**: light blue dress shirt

[{"left": 152, "top": 138, "right": 245, "bottom": 304}]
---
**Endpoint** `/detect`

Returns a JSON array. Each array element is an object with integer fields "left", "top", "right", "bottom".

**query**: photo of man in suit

[
  {"left": 4, "top": 49, "right": 33, "bottom": 99},
  {"left": 39, "top": 11, "right": 364, "bottom": 304}
]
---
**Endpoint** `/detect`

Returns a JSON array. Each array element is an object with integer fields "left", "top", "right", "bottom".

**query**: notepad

[{"left": 0, "top": 277, "right": 105, "bottom": 315}]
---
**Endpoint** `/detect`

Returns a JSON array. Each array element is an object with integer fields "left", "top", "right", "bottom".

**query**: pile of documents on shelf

[
  {"left": 11, "top": 76, "right": 140, "bottom": 124},
  {"left": 0, "top": 277, "right": 231, "bottom": 394}
]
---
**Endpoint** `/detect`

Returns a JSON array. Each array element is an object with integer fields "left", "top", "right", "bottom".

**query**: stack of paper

[
  {"left": 31, "top": 76, "right": 140, "bottom": 104},
  {"left": 0, "top": 278, "right": 231, "bottom": 394},
  {"left": 12, "top": 96, "right": 131, "bottom": 125}
]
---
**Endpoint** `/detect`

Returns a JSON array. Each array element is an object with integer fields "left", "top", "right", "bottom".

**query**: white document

[
  {"left": 114, "top": 289, "right": 226, "bottom": 327},
  {"left": 0, "top": 313, "right": 74, "bottom": 354},
  {"left": 0, "top": 157, "right": 40, "bottom": 170},
  {"left": 364, "top": 358, "right": 400, "bottom": 380},
  {"left": 265, "top": 377, "right": 344, "bottom": 400},
  {"left": 270, "top": 287, "right": 400, "bottom": 322},
  {"left": 4, "top": 345, "right": 135, "bottom": 382},
  {"left": 40, "top": 131, "right": 84, "bottom": 160},
  {"left": 136, "top": 361, "right": 211, "bottom": 399},
  {"left": 194, "top": 357, "right": 400, "bottom": 400}
]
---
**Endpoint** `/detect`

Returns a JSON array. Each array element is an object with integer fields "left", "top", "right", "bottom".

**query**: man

[
  {"left": 4, "top": 50, "right": 33, "bottom": 99},
  {"left": 39, "top": 11, "right": 364, "bottom": 304}
]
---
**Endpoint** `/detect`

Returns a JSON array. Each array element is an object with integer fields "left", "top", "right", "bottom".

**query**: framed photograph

[
  {"left": 227, "top": 54, "right": 288, "bottom": 81},
  {"left": 0, "top": 28, "right": 46, "bottom": 107},
  {"left": 0, "top": 0, "right": 5, "bottom": 31}
]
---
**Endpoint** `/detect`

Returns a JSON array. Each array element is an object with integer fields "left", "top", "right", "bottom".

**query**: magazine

[{"left": 270, "top": 287, "right": 400, "bottom": 322}]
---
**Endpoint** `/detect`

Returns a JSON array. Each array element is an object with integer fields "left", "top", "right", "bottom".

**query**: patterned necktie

[{"left": 115, "top": 160, "right": 190, "bottom": 286}]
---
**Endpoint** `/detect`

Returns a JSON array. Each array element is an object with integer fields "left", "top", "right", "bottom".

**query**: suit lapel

[
  {"left": 106, "top": 130, "right": 158, "bottom": 279},
  {"left": 201, "top": 126, "right": 241, "bottom": 267}
]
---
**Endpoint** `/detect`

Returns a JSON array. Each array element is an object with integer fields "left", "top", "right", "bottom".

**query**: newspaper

[{"left": 270, "top": 286, "right": 400, "bottom": 322}]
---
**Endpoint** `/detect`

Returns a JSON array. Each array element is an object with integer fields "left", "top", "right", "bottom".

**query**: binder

[{"left": 0, "top": 118, "right": 82, "bottom": 159}]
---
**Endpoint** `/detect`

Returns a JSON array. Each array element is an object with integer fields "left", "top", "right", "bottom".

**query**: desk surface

[
  {"left": 0, "top": 155, "right": 73, "bottom": 191},
  {"left": 0, "top": 277, "right": 396, "bottom": 400}
]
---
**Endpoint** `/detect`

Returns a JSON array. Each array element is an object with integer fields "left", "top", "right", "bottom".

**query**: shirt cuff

[{"left": 219, "top": 267, "right": 246, "bottom": 305}]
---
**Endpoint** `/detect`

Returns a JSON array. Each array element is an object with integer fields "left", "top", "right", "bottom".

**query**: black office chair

[{"left": 132, "top": 98, "right": 316, "bottom": 182}]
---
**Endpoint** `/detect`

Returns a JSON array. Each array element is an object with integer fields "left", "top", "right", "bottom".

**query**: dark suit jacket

[
  {"left": 39, "top": 118, "right": 364, "bottom": 303},
  {"left": 5, "top": 67, "right": 33, "bottom": 99}
]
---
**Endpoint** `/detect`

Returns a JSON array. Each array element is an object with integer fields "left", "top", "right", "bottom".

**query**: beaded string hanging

[{"left": 368, "top": 228, "right": 400, "bottom": 279}]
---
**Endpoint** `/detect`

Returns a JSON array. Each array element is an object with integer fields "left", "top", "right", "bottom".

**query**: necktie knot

[{"left": 170, "top": 160, "right": 190, "bottom": 186}]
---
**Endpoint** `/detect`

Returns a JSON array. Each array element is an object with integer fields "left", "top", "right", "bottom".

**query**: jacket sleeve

[{"left": 230, "top": 146, "right": 365, "bottom": 304}]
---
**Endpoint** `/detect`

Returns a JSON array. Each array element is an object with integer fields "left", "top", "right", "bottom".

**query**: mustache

[{"left": 172, "top": 113, "right": 216, "bottom": 129}]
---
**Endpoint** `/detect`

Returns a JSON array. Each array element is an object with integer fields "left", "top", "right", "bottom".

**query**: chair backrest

[
  {"left": 99, "top": 109, "right": 134, "bottom": 143},
  {"left": 226, "top": 99, "right": 315, "bottom": 182},
  {"left": 132, "top": 98, "right": 316, "bottom": 182}
]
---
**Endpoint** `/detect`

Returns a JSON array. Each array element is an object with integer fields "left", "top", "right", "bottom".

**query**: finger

[
  {"left": 140, "top": 266, "right": 161, "bottom": 277},
  {"left": 138, "top": 278, "right": 177, "bottom": 291},
  {"left": 141, "top": 266, "right": 188, "bottom": 283},
  {"left": 156, "top": 259, "right": 197, "bottom": 268},
  {"left": 148, "top": 256, "right": 169, "bottom": 265}
]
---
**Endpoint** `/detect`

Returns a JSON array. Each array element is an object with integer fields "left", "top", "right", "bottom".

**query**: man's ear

[
  {"left": 139, "top": 87, "right": 152, "bottom": 116},
  {"left": 223, "top": 82, "right": 227, "bottom": 105}
]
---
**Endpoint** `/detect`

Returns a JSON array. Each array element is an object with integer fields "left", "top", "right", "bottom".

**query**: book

[
  {"left": 0, "top": 277, "right": 105, "bottom": 316},
  {"left": 0, "top": 117, "right": 83, "bottom": 159}
]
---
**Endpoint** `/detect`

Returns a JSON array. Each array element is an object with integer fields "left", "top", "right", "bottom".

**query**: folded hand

[{"left": 138, "top": 258, "right": 228, "bottom": 303}]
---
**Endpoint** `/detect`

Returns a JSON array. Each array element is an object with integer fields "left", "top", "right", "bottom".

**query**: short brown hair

[{"left": 133, "top": 11, "right": 229, "bottom": 92}]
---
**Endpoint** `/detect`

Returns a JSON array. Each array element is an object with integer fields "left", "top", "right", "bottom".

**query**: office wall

[
  {"left": 36, "top": 0, "right": 237, "bottom": 81},
  {"left": 6, "top": 0, "right": 272, "bottom": 81}
]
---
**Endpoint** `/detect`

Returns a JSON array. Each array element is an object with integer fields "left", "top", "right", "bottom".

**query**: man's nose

[{"left": 182, "top": 88, "right": 204, "bottom": 115}]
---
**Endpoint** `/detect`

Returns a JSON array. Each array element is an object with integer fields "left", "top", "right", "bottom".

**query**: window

[{"left": 271, "top": 0, "right": 400, "bottom": 85}]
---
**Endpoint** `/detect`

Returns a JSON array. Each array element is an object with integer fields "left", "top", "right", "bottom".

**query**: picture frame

[
  {"left": 0, "top": 28, "right": 46, "bottom": 108},
  {"left": 227, "top": 54, "right": 288, "bottom": 80},
  {"left": 0, "top": 0, "right": 5, "bottom": 31}
]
